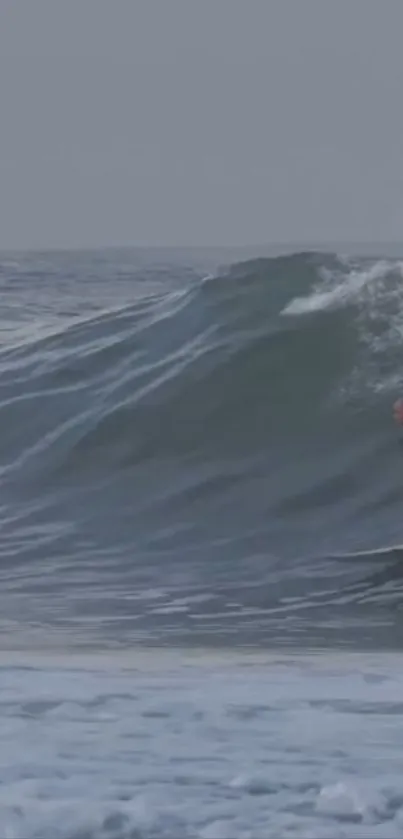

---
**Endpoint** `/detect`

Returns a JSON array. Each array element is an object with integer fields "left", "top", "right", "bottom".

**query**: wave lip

[{"left": 282, "top": 258, "right": 401, "bottom": 315}]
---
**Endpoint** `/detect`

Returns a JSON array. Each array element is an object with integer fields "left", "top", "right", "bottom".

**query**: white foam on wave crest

[
  {"left": 1, "top": 650, "right": 403, "bottom": 838},
  {"left": 282, "top": 259, "right": 402, "bottom": 316},
  {"left": 282, "top": 257, "right": 403, "bottom": 399}
]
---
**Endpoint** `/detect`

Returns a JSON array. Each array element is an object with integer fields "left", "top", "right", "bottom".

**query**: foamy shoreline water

[{"left": 1, "top": 649, "right": 403, "bottom": 838}]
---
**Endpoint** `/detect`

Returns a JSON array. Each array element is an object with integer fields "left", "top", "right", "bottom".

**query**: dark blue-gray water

[
  {"left": 4, "top": 247, "right": 403, "bottom": 839},
  {"left": 2, "top": 245, "right": 403, "bottom": 650}
]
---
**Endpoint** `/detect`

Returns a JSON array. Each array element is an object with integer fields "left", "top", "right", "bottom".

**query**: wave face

[{"left": 2, "top": 247, "right": 403, "bottom": 650}]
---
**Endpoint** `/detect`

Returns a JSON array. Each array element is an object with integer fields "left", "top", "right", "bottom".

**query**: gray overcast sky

[{"left": 1, "top": 1, "right": 403, "bottom": 249}]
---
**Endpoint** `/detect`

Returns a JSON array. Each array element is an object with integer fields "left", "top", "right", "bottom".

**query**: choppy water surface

[{"left": 2, "top": 650, "right": 403, "bottom": 839}]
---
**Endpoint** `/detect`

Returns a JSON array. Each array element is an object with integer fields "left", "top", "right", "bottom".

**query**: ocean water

[{"left": 2, "top": 246, "right": 403, "bottom": 836}]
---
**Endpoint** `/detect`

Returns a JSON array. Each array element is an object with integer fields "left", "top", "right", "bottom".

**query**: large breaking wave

[{"left": 1, "top": 249, "right": 403, "bottom": 648}]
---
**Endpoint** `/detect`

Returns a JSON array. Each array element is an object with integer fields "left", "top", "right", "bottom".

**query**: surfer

[{"left": 393, "top": 398, "right": 403, "bottom": 425}]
